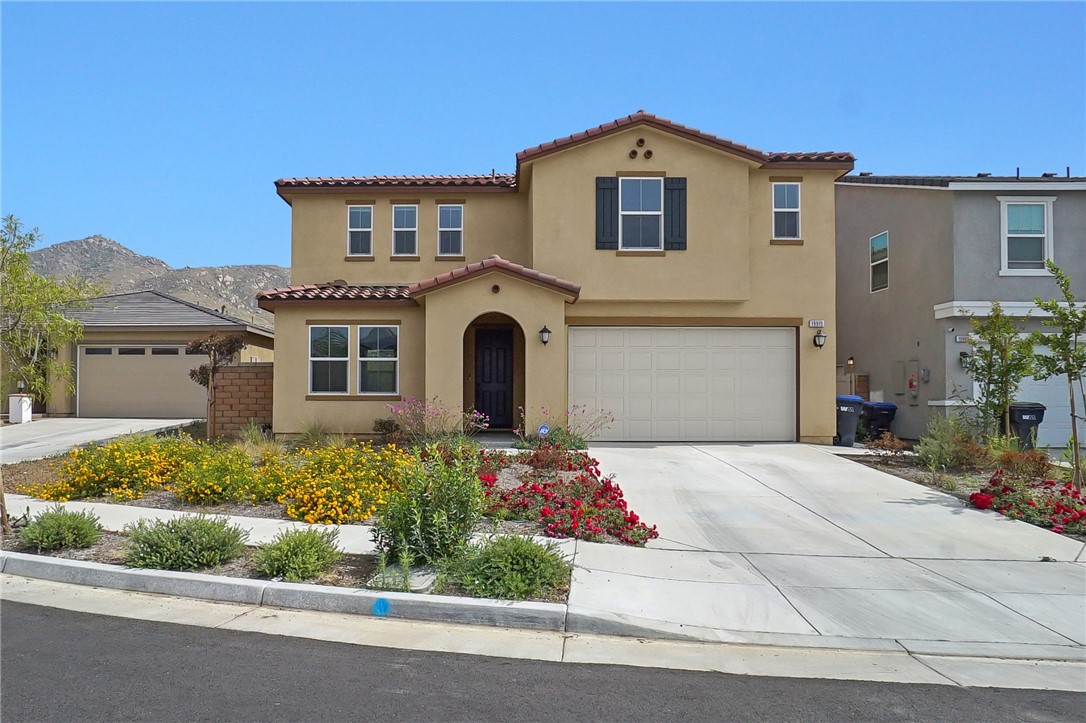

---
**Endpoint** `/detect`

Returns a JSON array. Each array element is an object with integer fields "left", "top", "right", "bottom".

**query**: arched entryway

[{"left": 463, "top": 313, "right": 526, "bottom": 430}]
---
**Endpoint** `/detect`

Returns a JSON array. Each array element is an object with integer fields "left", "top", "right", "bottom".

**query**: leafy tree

[
  {"left": 188, "top": 331, "right": 246, "bottom": 439},
  {"left": 1031, "top": 261, "right": 1086, "bottom": 489},
  {"left": 1, "top": 216, "right": 98, "bottom": 533},
  {"left": 962, "top": 301, "right": 1035, "bottom": 439}
]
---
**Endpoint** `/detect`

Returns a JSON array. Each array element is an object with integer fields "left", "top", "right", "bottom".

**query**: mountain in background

[{"left": 30, "top": 235, "right": 288, "bottom": 328}]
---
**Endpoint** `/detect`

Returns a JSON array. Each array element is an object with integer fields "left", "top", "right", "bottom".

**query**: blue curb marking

[{"left": 373, "top": 598, "right": 390, "bottom": 617}]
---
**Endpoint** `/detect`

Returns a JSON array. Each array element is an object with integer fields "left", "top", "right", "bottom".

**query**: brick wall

[{"left": 211, "top": 363, "right": 273, "bottom": 438}]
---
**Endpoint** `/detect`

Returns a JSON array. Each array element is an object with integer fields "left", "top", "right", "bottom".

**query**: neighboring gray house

[{"left": 835, "top": 174, "right": 1086, "bottom": 446}]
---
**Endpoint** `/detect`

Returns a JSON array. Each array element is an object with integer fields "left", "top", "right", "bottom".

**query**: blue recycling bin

[
  {"left": 835, "top": 395, "right": 865, "bottom": 447},
  {"left": 862, "top": 401, "right": 898, "bottom": 441}
]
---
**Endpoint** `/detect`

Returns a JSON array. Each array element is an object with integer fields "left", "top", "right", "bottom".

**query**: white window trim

[
  {"left": 347, "top": 204, "right": 374, "bottom": 257},
  {"left": 437, "top": 204, "right": 464, "bottom": 257},
  {"left": 772, "top": 182, "right": 802, "bottom": 240},
  {"left": 618, "top": 177, "right": 664, "bottom": 251},
  {"left": 308, "top": 325, "right": 350, "bottom": 395},
  {"left": 358, "top": 324, "right": 399, "bottom": 396},
  {"left": 870, "top": 230, "right": 889, "bottom": 293},
  {"left": 998, "top": 196, "right": 1056, "bottom": 276},
  {"left": 392, "top": 205, "right": 418, "bottom": 256}
]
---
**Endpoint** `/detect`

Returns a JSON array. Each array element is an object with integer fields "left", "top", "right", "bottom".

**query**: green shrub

[
  {"left": 293, "top": 420, "right": 348, "bottom": 450},
  {"left": 915, "top": 415, "right": 989, "bottom": 472},
  {"left": 170, "top": 446, "right": 257, "bottom": 505},
  {"left": 18, "top": 505, "right": 102, "bottom": 552},
  {"left": 254, "top": 527, "right": 342, "bottom": 582},
  {"left": 372, "top": 444, "right": 484, "bottom": 564},
  {"left": 512, "top": 426, "right": 586, "bottom": 450},
  {"left": 125, "top": 515, "right": 248, "bottom": 571},
  {"left": 448, "top": 536, "right": 570, "bottom": 600}
]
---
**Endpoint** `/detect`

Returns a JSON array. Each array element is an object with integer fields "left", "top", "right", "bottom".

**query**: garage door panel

[
  {"left": 79, "top": 345, "right": 206, "bottom": 418},
  {"left": 570, "top": 326, "right": 795, "bottom": 442}
]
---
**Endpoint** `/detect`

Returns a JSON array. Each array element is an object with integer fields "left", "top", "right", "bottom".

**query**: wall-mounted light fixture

[
  {"left": 813, "top": 329, "right": 827, "bottom": 349},
  {"left": 846, "top": 356, "right": 855, "bottom": 367},
  {"left": 538, "top": 326, "right": 552, "bottom": 345},
  {"left": 959, "top": 351, "right": 971, "bottom": 368}
]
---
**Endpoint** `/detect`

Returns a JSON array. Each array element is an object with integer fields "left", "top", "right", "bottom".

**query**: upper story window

[
  {"left": 438, "top": 205, "right": 463, "bottom": 256},
  {"left": 619, "top": 178, "right": 664, "bottom": 250},
  {"left": 999, "top": 196, "right": 1055, "bottom": 275},
  {"left": 348, "top": 205, "right": 373, "bottom": 256},
  {"left": 772, "top": 183, "right": 801, "bottom": 239},
  {"left": 870, "top": 231, "right": 889, "bottom": 292},
  {"left": 309, "top": 325, "right": 349, "bottom": 394},
  {"left": 392, "top": 205, "right": 418, "bottom": 256},
  {"left": 358, "top": 325, "right": 399, "bottom": 394}
]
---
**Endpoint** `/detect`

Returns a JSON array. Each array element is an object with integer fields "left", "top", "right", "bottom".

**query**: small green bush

[
  {"left": 916, "top": 415, "right": 988, "bottom": 472},
  {"left": 372, "top": 444, "right": 484, "bottom": 564},
  {"left": 448, "top": 536, "right": 570, "bottom": 600},
  {"left": 512, "top": 426, "right": 586, "bottom": 450},
  {"left": 18, "top": 505, "right": 102, "bottom": 552},
  {"left": 254, "top": 527, "right": 342, "bottom": 581},
  {"left": 125, "top": 515, "right": 248, "bottom": 571}
]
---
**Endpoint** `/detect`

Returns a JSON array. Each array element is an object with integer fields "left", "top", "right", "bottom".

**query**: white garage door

[
  {"left": 568, "top": 327, "right": 796, "bottom": 442},
  {"left": 1016, "top": 370, "right": 1085, "bottom": 450},
  {"left": 78, "top": 345, "right": 208, "bottom": 418}
]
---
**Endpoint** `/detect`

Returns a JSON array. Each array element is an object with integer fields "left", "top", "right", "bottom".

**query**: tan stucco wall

[
  {"left": 270, "top": 304, "right": 425, "bottom": 435},
  {"left": 287, "top": 192, "right": 531, "bottom": 285}
]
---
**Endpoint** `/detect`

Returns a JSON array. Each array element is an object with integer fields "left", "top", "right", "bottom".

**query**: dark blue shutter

[
  {"left": 664, "top": 177, "right": 687, "bottom": 250},
  {"left": 596, "top": 177, "right": 619, "bottom": 250}
]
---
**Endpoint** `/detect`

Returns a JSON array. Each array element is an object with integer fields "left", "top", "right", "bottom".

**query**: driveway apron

[{"left": 571, "top": 444, "right": 1086, "bottom": 650}]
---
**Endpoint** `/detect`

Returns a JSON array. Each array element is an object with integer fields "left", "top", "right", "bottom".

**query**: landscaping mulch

[{"left": 2, "top": 457, "right": 64, "bottom": 494}]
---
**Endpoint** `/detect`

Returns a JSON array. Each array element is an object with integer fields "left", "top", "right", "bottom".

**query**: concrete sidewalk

[{"left": 1, "top": 418, "right": 197, "bottom": 464}]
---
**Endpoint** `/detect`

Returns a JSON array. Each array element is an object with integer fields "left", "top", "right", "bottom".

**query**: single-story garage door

[
  {"left": 77, "top": 344, "right": 207, "bottom": 418},
  {"left": 568, "top": 327, "right": 796, "bottom": 441},
  {"left": 1015, "top": 368, "right": 1085, "bottom": 450}
]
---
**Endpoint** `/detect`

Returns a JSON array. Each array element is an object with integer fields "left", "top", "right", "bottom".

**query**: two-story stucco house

[
  {"left": 836, "top": 173, "right": 1086, "bottom": 447},
  {"left": 259, "top": 112, "right": 854, "bottom": 442}
]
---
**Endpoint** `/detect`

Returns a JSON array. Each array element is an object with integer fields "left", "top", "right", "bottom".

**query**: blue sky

[{"left": 2, "top": 1, "right": 1083, "bottom": 268}]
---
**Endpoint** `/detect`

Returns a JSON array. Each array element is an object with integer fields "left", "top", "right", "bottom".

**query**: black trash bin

[
  {"left": 835, "top": 395, "right": 865, "bottom": 447},
  {"left": 862, "top": 401, "right": 898, "bottom": 440},
  {"left": 1008, "top": 402, "right": 1046, "bottom": 450}
]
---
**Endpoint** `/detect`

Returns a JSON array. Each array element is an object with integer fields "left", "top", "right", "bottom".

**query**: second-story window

[
  {"left": 773, "top": 183, "right": 801, "bottom": 239},
  {"left": 999, "top": 196, "right": 1055, "bottom": 274},
  {"left": 619, "top": 177, "right": 663, "bottom": 250},
  {"left": 393, "top": 205, "right": 418, "bottom": 256},
  {"left": 438, "top": 205, "right": 463, "bottom": 256},
  {"left": 870, "top": 231, "right": 889, "bottom": 292},
  {"left": 348, "top": 205, "right": 372, "bottom": 256}
]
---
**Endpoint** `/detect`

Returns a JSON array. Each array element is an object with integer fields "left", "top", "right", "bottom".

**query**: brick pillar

[{"left": 210, "top": 363, "right": 273, "bottom": 438}]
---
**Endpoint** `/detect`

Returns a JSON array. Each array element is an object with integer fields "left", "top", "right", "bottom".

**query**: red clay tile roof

[
  {"left": 256, "top": 283, "right": 413, "bottom": 306},
  {"left": 276, "top": 174, "right": 516, "bottom": 189},
  {"left": 410, "top": 255, "right": 580, "bottom": 299},
  {"left": 516, "top": 111, "right": 854, "bottom": 168}
]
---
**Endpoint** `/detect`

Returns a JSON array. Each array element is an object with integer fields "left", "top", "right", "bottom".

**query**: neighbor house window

[
  {"left": 773, "top": 183, "right": 801, "bottom": 239},
  {"left": 348, "top": 205, "right": 373, "bottom": 256},
  {"left": 309, "top": 325, "right": 349, "bottom": 394},
  {"left": 619, "top": 177, "right": 663, "bottom": 249},
  {"left": 438, "top": 205, "right": 463, "bottom": 256},
  {"left": 118, "top": 347, "right": 146, "bottom": 355},
  {"left": 999, "top": 196, "right": 1055, "bottom": 274},
  {"left": 85, "top": 348, "right": 112, "bottom": 355},
  {"left": 358, "top": 325, "right": 398, "bottom": 394},
  {"left": 151, "top": 347, "right": 180, "bottom": 355},
  {"left": 870, "top": 231, "right": 889, "bottom": 292},
  {"left": 392, "top": 205, "right": 418, "bottom": 256}
]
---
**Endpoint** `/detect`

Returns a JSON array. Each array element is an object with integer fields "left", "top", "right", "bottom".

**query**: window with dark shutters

[
  {"left": 664, "top": 177, "right": 687, "bottom": 250},
  {"left": 595, "top": 177, "right": 619, "bottom": 249}
]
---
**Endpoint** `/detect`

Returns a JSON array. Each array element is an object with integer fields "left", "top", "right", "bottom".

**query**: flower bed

[{"left": 969, "top": 470, "right": 1086, "bottom": 536}]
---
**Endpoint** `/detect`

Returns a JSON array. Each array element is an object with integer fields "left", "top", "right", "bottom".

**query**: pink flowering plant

[
  {"left": 512, "top": 404, "right": 615, "bottom": 450},
  {"left": 386, "top": 396, "right": 489, "bottom": 445},
  {"left": 969, "top": 469, "right": 1086, "bottom": 536}
]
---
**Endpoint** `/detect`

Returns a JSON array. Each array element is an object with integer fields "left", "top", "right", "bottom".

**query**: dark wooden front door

[{"left": 475, "top": 328, "right": 514, "bottom": 428}]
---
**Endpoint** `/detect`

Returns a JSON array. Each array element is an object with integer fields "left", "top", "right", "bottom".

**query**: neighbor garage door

[
  {"left": 568, "top": 327, "right": 796, "bottom": 441},
  {"left": 78, "top": 345, "right": 207, "bottom": 418}
]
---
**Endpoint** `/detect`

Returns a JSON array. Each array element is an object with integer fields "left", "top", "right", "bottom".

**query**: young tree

[
  {"left": 188, "top": 331, "right": 246, "bottom": 439},
  {"left": 1032, "top": 261, "right": 1086, "bottom": 489},
  {"left": 962, "top": 301, "right": 1035, "bottom": 439},
  {"left": 1, "top": 215, "right": 97, "bottom": 534}
]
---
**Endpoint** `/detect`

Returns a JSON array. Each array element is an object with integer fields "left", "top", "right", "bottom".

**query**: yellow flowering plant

[{"left": 169, "top": 446, "right": 257, "bottom": 505}]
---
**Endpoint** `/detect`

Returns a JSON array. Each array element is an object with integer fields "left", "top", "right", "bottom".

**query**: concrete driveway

[
  {"left": 1, "top": 418, "right": 198, "bottom": 464},
  {"left": 570, "top": 444, "right": 1086, "bottom": 657}
]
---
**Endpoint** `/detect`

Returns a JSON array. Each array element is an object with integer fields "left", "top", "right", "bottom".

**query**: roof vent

[
  {"left": 1041, "top": 172, "right": 1058, "bottom": 178},
  {"left": 329, "top": 279, "right": 347, "bottom": 287},
  {"left": 976, "top": 173, "right": 991, "bottom": 177},
  {"left": 858, "top": 171, "right": 873, "bottom": 177}
]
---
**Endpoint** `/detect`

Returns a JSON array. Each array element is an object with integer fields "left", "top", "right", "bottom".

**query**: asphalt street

[{"left": 1, "top": 602, "right": 1082, "bottom": 722}]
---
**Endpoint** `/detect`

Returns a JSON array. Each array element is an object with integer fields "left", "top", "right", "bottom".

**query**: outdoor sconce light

[
  {"left": 538, "top": 326, "right": 552, "bottom": 345},
  {"left": 846, "top": 356, "right": 855, "bottom": 367},
  {"left": 813, "top": 329, "right": 827, "bottom": 349},
  {"left": 959, "top": 351, "right": 971, "bottom": 368}
]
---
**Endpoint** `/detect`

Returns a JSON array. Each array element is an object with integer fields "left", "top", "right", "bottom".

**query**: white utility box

[{"left": 8, "top": 394, "right": 33, "bottom": 424}]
